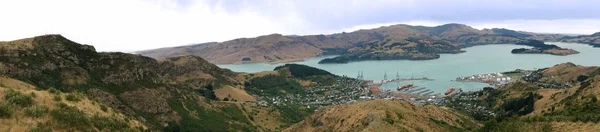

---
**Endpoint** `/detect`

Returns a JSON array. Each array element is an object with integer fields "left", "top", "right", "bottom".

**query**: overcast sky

[{"left": 1, "top": 0, "right": 599, "bottom": 52}]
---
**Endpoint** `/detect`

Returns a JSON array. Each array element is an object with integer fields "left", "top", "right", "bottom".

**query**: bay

[{"left": 218, "top": 42, "right": 600, "bottom": 94}]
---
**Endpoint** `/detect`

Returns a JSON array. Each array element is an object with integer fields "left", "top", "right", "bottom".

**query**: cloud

[
  {"left": 0, "top": 0, "right": 599, "bottom": 52},
  {"left": 0, "top": 0, "right": 307, "bottom": 52}
]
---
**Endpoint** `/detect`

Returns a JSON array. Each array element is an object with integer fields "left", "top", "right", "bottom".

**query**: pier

[{"left": 367, "top": 77, "right": 434, "bottom": 86}]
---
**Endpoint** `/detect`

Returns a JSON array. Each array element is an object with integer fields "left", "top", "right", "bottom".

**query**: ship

[
  {"left": 397, "top": 84, "right": 414, "bottom": 91},
  {"left": 445, "top": 87, "right": 457, "bottom": 95}
]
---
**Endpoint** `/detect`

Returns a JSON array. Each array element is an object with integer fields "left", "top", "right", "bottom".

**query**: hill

[
  {"left": 285, "top": 99, "right": 480, "bottom": 132},
  {"left": 559, "top": 32, "right": 600, "bottom": 47},
  {"left": 0, "top": 76, "right": 146, "bottom": 131},
  {"left": 136, "top": 23, "right": 578, "bottom": 64},
  {"left": 0, "top": 35, "right": 379, "bottom": 131},
  {"left": 443, "top": 62, "right": 600, "bottom": 131},
  {"left": 0, "top": 35, "right": 285, "bottom": 131}
]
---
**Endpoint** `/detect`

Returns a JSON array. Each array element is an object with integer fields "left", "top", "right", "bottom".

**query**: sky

[{"left": 1, "top": 0, "right": 600, "bottom": 52}]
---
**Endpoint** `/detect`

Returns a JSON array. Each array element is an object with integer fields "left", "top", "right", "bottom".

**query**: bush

[
  {"left": 0, "top": 103, "right": 12, "bottom": 118},
  {"left": 65, "top": 93, "right": 82, "bottom": 102},
  {"left": 30, "top": 123, "right": 52, "bottom": 132},
  {"left": 50, "top": 106, "right": 91, "bottom": 129},
  {"left": 91, "top": 114, "right": 130, "bottom": 131},
  {"left": 25, "top": 105, "right": 49, "bottom": 118},
  {"left": 4, "top": 90, "right": 34, "bottom": 107},
  {"left": 47, "top": 88, "right": 60, "bottom": 94},
  {"left": 55, "top": 102, "right": 68, "bottom": 109},
  {"left": 100, "top": 105, "right": 108, "bottom": 112},
  {"left": 53, "top": 95, "right": 62, "bottom": 101}
]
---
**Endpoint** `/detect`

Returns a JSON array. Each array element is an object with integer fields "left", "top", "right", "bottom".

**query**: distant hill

[
  {"left": 136, "top": 23, "right": 578, "bottom": 64},
  {"left": 135, "top": 42, "right": 217, "bottom": 59},
  {"left": 559, "top": 32, "right": 600, "bottom": 47}
]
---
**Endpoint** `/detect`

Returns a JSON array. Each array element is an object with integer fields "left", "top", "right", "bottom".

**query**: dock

[
  {"left": 367, "top": 77, "right": 434, "bottom": 86},
  {"left": 415, "top": 89, "right": 431, "bottom": 95},
  {"left": 422, "top": 91, "right": 435, "bottom": 96},
  {"left": 406, "top": 87, "right": 426, "bottom": 93}
]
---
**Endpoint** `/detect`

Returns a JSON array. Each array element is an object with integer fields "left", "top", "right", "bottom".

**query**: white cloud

[
  {"left": 470, "top": 19, "right": 600, "bottom": 35},
  {"left": 1, "top": 0, "right": 599, "bottom": 52},
  {"left": 0, "top": 0, "right": 306, "bottom": 52}
]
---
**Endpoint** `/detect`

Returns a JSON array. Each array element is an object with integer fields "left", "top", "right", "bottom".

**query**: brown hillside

[
  {"left": 285, "top": 99, "right": 480, "bottom": 132},
  {"left": 137, "top": 23, "right": 551, "bottom": 64},
  {"left": 0, "top": 35, "right": 284, "bottom": 131}
]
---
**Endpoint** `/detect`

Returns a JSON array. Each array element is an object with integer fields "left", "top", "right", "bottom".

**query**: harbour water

[{"left": 218, "top": 42, "right": 600, "bottom": 93}]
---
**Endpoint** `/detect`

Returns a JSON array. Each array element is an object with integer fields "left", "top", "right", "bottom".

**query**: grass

[
  {"left": 53, "top": 95, "right": 61, "bottom": 101},
  {"left": 4, "top": 89, "right": 34, "bottom": 107},
  {"left": 65, "top": 93, "right": 83, "bottom": 102},
  {"left": 50, "top": 106, "right": 92, "bottom": 130},
  {"left": 30, "top": 123, "right": 52, "bottom": 132},
  {"left": 0, "top": 102, "right": 12, "bottom": 118},
  {"left": 91, "top": 114, "right": 131, "bottom": 131},
  {"left": 24, "top": 105, "right": 49, "bottom": 118},
  {"left": 100, "top": 104, "right": 108, "bottom": 112}
]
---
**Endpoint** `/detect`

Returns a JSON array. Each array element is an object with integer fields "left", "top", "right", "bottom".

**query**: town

[{"left": 252, "top": 69, "right": 532, "bottom": 110}]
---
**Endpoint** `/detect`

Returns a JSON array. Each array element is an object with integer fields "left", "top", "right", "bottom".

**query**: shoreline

[{"left": 215, "top": 42, "right": 589, "bottom": 65}]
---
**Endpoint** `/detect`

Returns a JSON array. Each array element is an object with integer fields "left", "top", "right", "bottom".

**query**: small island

[
  {"left": 319, "top": 51, "right": 442, "bottom": 64},
  {"left": 511, "top": 40, "right": 580, "bottom": 55}
]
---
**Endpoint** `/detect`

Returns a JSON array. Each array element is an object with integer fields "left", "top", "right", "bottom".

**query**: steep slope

[
  {"left": 286, "top": 99, "right": 480, "bottom": 132},
  {"left": 0, "top": 35, "right": 268, "bottom": 131},
  {"left": 138, "top": 23, "right": 577, "bottom": 64},
  {"left": 0, "top": 76, "right": 146, "bottom": 131}
]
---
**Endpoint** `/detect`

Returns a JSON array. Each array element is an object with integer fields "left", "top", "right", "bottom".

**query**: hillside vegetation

[
  {"left": 286, "top": 99, "right": 480, "bottom": 132},
  {"left": 0, "top": 35, "right": 282, "bottom": 131},
  {"left": 0, "top": 76, "right": 146, "bottom": 131},
  {"left": 445, "top": 63, "right": 600, "bottom": 132}
]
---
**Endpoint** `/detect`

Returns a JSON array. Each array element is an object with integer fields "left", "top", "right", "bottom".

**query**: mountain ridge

[{"left": 136, "top": 23, "right": 579, "bottom": 64}]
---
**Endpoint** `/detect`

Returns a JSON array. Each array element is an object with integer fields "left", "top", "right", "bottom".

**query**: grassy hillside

[
  {"left": 0, "top": 76, "right": 146, "bottom": 131},
  {"left": 444, "top": 63, "right": 600, "bottom": 132},
  {"left": 285, "top": 99, "right": 480, "bottom": 132},
  {"left": 0, "top": 35, "right": 274, "bottom": 131}
]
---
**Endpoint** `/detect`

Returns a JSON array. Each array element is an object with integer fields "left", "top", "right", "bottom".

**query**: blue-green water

[{"left": 218, "top": 42, "right": 600, "bottom": 94}]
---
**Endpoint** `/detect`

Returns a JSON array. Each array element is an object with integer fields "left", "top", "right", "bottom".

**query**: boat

[
  {"left": 397, "top": 84, "right": 414, "bottom": 91},
  {"left": 445, "top": 87, "right": 457, "bottom": 95}
]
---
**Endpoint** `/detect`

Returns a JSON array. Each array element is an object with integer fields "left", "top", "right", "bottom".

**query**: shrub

[
  {"left": 0, "top": 103, "right": 12, "bottom": 118},
  {"left": 65, "top": 93, "right": 82, "bottom": 102},
  {"left": 91, "top": 114, "right": 130, "bottom": 131},
  {"left": 4, "top": 90, "right": 34, "bottom": 107},
  {"left": 53, "top": 95, "right": 62, "bottom": 101},
  {"left": 100, "top": 105, "right": 108, "bottom": 112},
  {"left": 30, "top": 123, "right": 52, "bottom": 132},
  {"left": 50, "top": 106, "right": 91, "bottom": 129},
  {"left": 30, "top": 92, "right": 37, "bottom": 98},
  {"left": 55, "top": 102, "right": 68, "bottom": 108},
  {"left": 47, "top": 88, "right": 60, "bottom": 94},
  {"left": 25, "top": 105, "right": 49, "bottom": 118}
]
